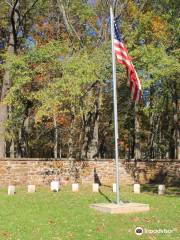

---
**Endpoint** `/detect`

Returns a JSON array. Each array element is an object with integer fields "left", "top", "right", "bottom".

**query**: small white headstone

[
  {"left": 28, "top": 185, "right": 36, "bottom": 193},
  {"left": 72, "top": 183, "right": 79, "bottom": 192},
  {"left": 8, "top": 185, "right": 15, "bottom": 195},
  {"left": 50, "top": 181, "right": 60, "bottom": 192},
  {"left": 134, "top": 183, "right": 141, "bottom": 194},
  {"left": 158, "top": 185, "right": 165, "bottom": 195},
  {"left": 93, "top": 183, "right": 99, "bottom": 192},
  {"left": 113, "top": 183, "right": 116, "bottom": 193}
]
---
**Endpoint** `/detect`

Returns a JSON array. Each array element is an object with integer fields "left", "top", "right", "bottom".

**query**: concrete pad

[{"left": 90, "top": 202, "right": 150, "bottom": 214}]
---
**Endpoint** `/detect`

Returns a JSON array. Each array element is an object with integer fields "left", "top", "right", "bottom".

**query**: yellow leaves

[
  {"left": 32, "top": 16, "right": 57, "bottom": 45},
  {"left": 0, "top": 3, "right": 9, "bottom": 29},
  {"left": 127, "top": 0, "right": 141, "bottom": 20},
  {"left": 56, "top": 115, "right": 68, "bottom": 126},
  {"left": 132, "top": 10, "right": 170, "bottom": 45},
  {"left": 152, "top": 16, "right": 168, "bottom": 41}
]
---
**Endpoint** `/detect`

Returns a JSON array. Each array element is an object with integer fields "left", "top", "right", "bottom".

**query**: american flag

[{"left": 114, "top": 22, "right": 142, "bottom": 102}]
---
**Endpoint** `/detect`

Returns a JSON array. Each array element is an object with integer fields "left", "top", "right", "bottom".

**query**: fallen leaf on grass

[
  {"left": 96, "top": 225, "right": 105, "bottom": 232},
  {"left": 148, "top": 235, "right": 157, "bottom": 240},
  {"left": 131, "top": 217, "right": 140, "bottom": 222},
  {"left": 96, "top": 227, "right": 102, "bottom": 232},
  {"left": 143, "top": 218, "right": 151, "bottom": 223},
  {"left": 0, "top": 232, "right": 11, "bottom": 238},
  {"left": 48, "top": 219, "right": 56, "bottom": 225}
]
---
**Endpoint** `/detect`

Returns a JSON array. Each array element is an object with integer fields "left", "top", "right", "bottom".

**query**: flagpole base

[{"left": 90, "top": 202, "right": 150, "bottom": 214}]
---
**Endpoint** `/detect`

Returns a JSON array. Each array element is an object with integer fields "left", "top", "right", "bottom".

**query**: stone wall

[
  {"left": 124, "top": 160, "right": 180, "bottom": 186},
  {"left": 0, "top": 158, "right": 134, "bottom": 186},
  {"left": 0, "top": 158, "right": 179, "bottom": 187}
]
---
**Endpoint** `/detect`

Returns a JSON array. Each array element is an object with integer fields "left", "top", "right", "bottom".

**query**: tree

[{"left": 0, "top": 0, "right": 179, "bottom": 159}]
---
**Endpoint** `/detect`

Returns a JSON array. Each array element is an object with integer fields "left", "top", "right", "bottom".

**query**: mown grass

[{"left": 0, "top": 184, "right": 179, "bottom": 240}]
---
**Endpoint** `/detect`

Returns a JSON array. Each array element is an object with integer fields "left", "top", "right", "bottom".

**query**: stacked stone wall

[{"left": 0, "top": 158, "right": 179, "bottom": 186}]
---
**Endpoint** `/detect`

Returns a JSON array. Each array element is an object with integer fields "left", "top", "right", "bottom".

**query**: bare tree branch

[
  {"left": 19, "top": 0, "right": 39, "bottom": 26},
  {"left": 4, "top": 0, "right": 13, "bottom": 8},
  {"left": 57, "top": 0, "right": 83, "bottom": 46},
  {"left": 10, "top": 0, "right": 19, "bottom": 53},
  {"left": 113, "top": 0, "right": 118, "bottom": 17}
]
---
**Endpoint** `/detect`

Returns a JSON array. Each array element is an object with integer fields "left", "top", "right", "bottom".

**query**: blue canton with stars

[{"left": 114, "top": 22, "right": 123, "bottom": 42}]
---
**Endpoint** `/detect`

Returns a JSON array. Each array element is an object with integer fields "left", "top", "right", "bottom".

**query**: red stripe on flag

[{"left": 114, "top": 31, "right": 142, "bottom": 102}]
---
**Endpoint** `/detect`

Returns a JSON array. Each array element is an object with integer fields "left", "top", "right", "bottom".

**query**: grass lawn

[{"left": 0, "top": 184, "right": 179, "bottom": 240}]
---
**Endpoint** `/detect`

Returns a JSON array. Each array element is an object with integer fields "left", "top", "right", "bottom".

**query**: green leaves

[
  {"left": 68, "top": 0, "right": 95, "bottom": 24},
  {"left": 4, "top": 40, "right": 110, "bottom": 124}
]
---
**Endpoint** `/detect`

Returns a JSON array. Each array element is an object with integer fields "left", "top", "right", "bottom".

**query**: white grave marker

[
  {"left": 72, "top": 183, "right": 79, "bottom": 192},
  {"left": 50, "top": 181, "right": 60, "bottom": 192},
  {"left": 92, "top": 183, "right": 99, "bottom": 192},
  {"left": 158, "top": 185, "right": 165, "bottom": 195},
  {"left": 28, "top": 185, "right": 36, "bottom": 193},
  {"left": 8, "top": 185, "right": 15, "bottom": 195},
  {"left": 134, "top": 183, "right": 141, "bottom": 194},
  {"left": 113, "top": 183, "right": 116, "bottom": 193}
]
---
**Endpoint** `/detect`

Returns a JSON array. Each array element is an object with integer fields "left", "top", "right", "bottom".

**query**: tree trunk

[
  {"left": 0, "top": 1, "right": 19, "bottom": 158},
  {"left": 53, "top": 115, "right": 58, "bottom": 158},
  {"left": 67, "top": 107, "right": 75, "bottom": 159},
  {"left": 172, "top": 82, "right": 180, "bottom": 159},
  {"left": 10, "top": 139, "right": 15, "bottom": 158},
  {"left": 57, "top": 0, "right": 82, "bottom": 43},
  {"left": 0, "top": 104, "right": 8, "bottom": 158},
  {"left": 177, "top": 99, "right": 180, "bottom": 159},
  {"left": 0, "top": 36, "right": 14, "bottom": 158},
  {"left": 134, "top": 104, "right": 141, "bottom": 159},
  {"left": 81, "top": 111, "right": 93, "bottom": 159},
  {"left": 81, "top": 84, "right": 101, "bottom": 159},
  {"left": 86, "top": 100, "right": 99, "bottom": 159}
]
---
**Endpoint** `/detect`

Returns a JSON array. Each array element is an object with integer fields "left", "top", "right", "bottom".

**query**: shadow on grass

[
  {"left": 99, "top": 188, "right": 113, "bottom": 203},
  {"left": 166, "top": 187, "right": 180, "bottom": 196},
  {"left": 141, "top": 184, "right": 180, "bottom": 196},
  {"left": 98, "top": 187, "right": 130, "bottom": 204},
  {"left": 141, "top": 184, "right": 158, "bottom": 194},
  {"left": 94, "top": 168, "right": 113, "bottom": 202},
  {"left": 100, "top": 184, "right": 112, "bottom": 188}
]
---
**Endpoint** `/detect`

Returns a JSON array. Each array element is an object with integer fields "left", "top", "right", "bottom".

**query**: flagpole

[{"left": 110, "top": 6, "right": 120, "bottom": 205}]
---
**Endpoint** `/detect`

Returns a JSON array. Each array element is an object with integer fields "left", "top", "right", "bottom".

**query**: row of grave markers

[
  {"left": 7, "top": 182, "right": 98, "bottom": 195},
  {"left": 133, "top": 183, "right": 166, "bottom": 195},
  {"left": 7, "top": 182, "right": 166, "bottom": 195}
]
